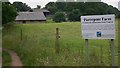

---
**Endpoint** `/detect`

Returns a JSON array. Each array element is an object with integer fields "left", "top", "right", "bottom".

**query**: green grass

[
  {"left": 2, "top": 51, "right": 11, "bottom": 66},
  {"left": 0, "top": 28, "right": 2, "bottom": 67},
  {"left": 2, "top": 19, "right": 119, "bottom": 66}
]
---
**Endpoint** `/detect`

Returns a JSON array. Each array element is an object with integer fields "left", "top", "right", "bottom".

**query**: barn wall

[
  {"left": 16, "top": 20, "right": 46, "bottom": 24},
  {"left": 16, "top": 21, "right": 23, "bottom": 24}
]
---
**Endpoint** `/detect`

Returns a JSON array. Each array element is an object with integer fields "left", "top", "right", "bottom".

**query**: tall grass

[
  {"left": 2, "top": 20, "right": 118, "bottom": 66},
  {"left": 2, "top": 51, "right": 11, "bottom": 66}
]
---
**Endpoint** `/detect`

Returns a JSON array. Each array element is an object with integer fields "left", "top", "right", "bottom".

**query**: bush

[
  {"left": 67, "top": 9, "right": 81, "bottom": 22},
  {"left": 53, "top": 12, "right": 66, "bottom": 22},
  {"left": 46, "top": 19, "right": 55, "bottom": 23}
]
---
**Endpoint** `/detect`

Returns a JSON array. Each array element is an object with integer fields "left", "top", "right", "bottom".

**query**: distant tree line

[
  {"left": 45, "top": 2, "right": 120, "bottom": 22},
  {"left": 2, "top": 1, "right": 120, "bottom": 25}
]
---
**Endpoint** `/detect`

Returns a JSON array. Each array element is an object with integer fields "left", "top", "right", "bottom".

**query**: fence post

[
  {"left": 55, "top": 28, "right": 60, "bottom": 53},
  {"left": 21, "top": 29, "right": 22, "bottom": 41}
]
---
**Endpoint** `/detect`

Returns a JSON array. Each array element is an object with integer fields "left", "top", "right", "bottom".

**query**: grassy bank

[
  {"left": 2, "top": 51, "right": 11, "bottom": 66},
  {"left": 2, "top": 20, "right": 118, "bottom": 66}
]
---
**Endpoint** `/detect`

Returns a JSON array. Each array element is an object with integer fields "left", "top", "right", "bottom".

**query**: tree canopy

[
  {"left": 2, "top": 2, "right": 17, "bottom": 25},
  {"left": 45, "top": 2, "right": 120, "bottom": 21},
  {"left": 68, "top": 9, "right": 81, "bottom": 21},
  {"left": 13, "top": 1, "right": 31, "bottom": 12},
  {"left": 53, "top": 12, "right": 66, "bottom": 22}
]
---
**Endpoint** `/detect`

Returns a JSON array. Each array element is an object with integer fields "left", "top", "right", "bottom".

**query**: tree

[
  {"left": 2, "top": 2, "right": 17, "bottom": 25},
  {"left": 37, "top": 5, "right": 41, "bottom": 9},
  {"left": 45, "top": 2, "right": 58, "bottom": 14},
  {"left": 117, "top": 12, "right": 120, "bottom": 18},
  {"left": 45, "top": 2, "right": 119, "bottom": 15},
  {"left": 68, "top": 9, "right": 81, "bottom": 21},
  {"left": 47, "top": 6, "right": 58, "bottom": 14},
  {"left": 53, "top": 12, "right": 66, "bottom": 22},
  {"left": 13, "top": 1, "right": 31, "bottom": 12},
  {"left": 55, "top": 2, "right": 66, "bottom": 11},
  {"left": 45, "top": 2, "right": 120, "bottom": 21},
  {"left": 45, "top": 2, "right": 55, "bottom": 7}
]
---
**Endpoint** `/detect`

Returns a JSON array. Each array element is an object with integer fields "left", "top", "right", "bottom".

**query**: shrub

[
  {"left": 67, "top": 9, "right": 81, "bottom": 22},
  {"left": 53, "top": 12, "right": 66, "bottom": 22}
]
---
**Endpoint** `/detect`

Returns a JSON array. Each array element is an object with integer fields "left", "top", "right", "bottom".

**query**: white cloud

[
  {"left": 102, "top": 0, "right": 119, "bottom": 8},
  {"left": 9, "top": 0, "right": 57, "bottom": 8},
  {"left": 9, "top": 0, "right": 119, "bottom": 8},
  {"left": 102, "top": 0, "right": 119, "bottom": 2}
]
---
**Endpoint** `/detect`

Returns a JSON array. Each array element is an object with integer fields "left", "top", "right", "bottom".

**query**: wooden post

[
  {"left": 111, "top": 39, "right": 114, "bottom": 66},
  {"left": 21, "top": 29, "right": 22, "bottom": 41},
  {"left": 55, "top": 28, "right": 60, "bottom": 53},
  {"left": 85, "top": 39, "right": 89, "bottom": 65}
]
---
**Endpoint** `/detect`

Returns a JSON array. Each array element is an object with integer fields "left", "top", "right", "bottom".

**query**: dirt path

[{"left": 3, "top": 48, "right": 22, "bottom": 67}]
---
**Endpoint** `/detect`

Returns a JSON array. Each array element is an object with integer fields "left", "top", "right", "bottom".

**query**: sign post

[
  {"left": 81, "top": 14, "right": 115, "bottom": 66},
  {"left": 111, "top": 39, "right": 114, "bottom": 66},
  {"left": 85, "top": 39, "right": 89, "bottom": 65}
]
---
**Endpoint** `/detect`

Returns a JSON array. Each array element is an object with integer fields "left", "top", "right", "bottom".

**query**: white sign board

[{"left": 81, "top": 15, "right": 115, "bottom": 39}]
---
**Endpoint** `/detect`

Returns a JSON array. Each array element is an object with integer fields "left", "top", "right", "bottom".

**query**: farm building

[
  {"left": 15, "top": 12, "right": 46, "bottom": 24},
  {"left": 31, "top": 8, "right": 50, "bottom": 17}
]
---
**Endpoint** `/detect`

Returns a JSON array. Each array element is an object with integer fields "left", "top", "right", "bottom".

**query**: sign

[{"left": 81, "top": 14, "right": 115, "bottom": 39}]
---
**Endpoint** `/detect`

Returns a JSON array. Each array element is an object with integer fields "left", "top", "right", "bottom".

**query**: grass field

[
  {"left": 0, "top": 28, "right": 2, "bottom": 67},
  {"left": 2, "top": 51, "right": 11, "bottom": 66},
  {"left": 2, "top": 19, "right": 119, "bottom": 66}
]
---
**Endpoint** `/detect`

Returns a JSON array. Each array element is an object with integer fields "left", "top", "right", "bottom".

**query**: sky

[{"left": 9, "top": 0, "right": 120, "bottom": 9}]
